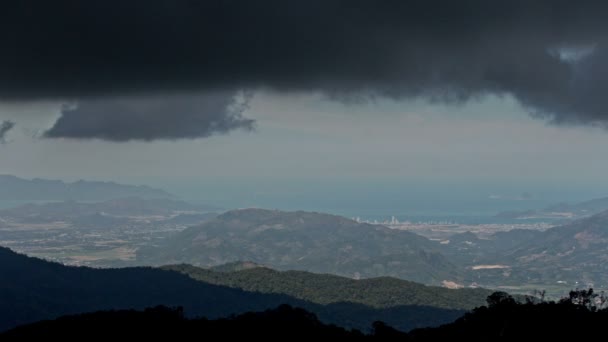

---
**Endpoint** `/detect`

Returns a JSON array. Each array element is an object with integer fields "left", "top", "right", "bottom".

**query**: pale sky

[{"left": 1, "top": 92, "right": 608, "bottom": 202}]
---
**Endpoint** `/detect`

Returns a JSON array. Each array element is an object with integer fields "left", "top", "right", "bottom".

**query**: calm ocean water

[
  {"left": 182, "top": 179, "right": 608, "bottom": 227},
  {"left": 3, "top": 180, "right": 604, "bottom": 225}
]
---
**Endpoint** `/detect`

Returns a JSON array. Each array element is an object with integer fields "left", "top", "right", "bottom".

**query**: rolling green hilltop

[{"left": 165, "top": 263, "right": 492, "bottom": 310}]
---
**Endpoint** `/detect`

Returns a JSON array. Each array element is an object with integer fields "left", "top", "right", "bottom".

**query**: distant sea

[
  {"left": 0, "top": 199, "right": 555, "bottom": 225},
  {"left": 175, "top": 181, "right": 602, "bottom": 226},
  {"left": 4, "top": 180, "right": 605, "bottom": 226}
]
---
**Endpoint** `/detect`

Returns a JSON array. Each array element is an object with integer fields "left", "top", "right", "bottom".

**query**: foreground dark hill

[
  {"left": 0, "top": 247, "right": 465, "bottom": 332},
  {"left": 409, "top": 290, "right": 608, "bottom": 341},
  {"left": 139, "top": 209, "right": 461, "bottom": 285},
  {"left": 165, "top": 263, "right": 492, "bottom": 310},
  {"left": 2, "top": 305, "right": 367, "bottom": 340},
  {"left": 0, "top": 175, "right": 171, "bottom": 201},
  {"left": 5, "top": 291, "right": 607, "bottom": 341}
]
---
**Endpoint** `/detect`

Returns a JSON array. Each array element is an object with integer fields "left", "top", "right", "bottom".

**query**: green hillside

[
  {"left": 164, "top": 263, "right": 492, "bottom": 310},
  {"left": 0, "top": 247, "right": 467, "bottom": 332}
]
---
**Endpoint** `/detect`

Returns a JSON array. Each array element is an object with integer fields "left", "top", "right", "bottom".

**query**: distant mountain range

[
  {"left": 495, "top": 196, "right": 608, "bottom": 220},
  {"left": 0, "top": 175, "right": 172, "bottom": 201},
  {"left": 138, "top": 208, "right": 463, "bottom": 285},
  {"left": 0, "top": 246, "right": 484, "bottom": 332},
  {"left": 0, "top": 197, "right": 219, "bottom": 222}
]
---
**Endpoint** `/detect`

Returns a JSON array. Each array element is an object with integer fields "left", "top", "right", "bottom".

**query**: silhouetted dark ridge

[
  {"left": 409, "top": 289, "right": 608, "bottom": 341},
  {"left": 5, "top": 290, "right": 607, "bottom": 341},
  {"left": 1, "top": 305, "right": 369, "bottom": 340}
]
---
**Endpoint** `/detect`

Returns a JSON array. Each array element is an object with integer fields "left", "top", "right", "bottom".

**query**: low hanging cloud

[
  {"left": 43, "top": 93, "right": 254, "bottom": 141},
  {"left": 4, "top": 1, "right": 608, "bottom": 140},
  {"left": 0, "top": 121, "right": 15, "bottom": 144}
]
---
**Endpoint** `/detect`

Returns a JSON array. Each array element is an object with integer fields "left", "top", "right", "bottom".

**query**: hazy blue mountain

[
  {"left": 138, "top": 208, "right": 462, "bottom": 285},
  {"left": 0, "top": 175, "right": 172, "bottom": 201},
  {"left": 0, "top": 247, "right": 468, "bottom": 332},
  {"left": 0, "top": 197, "right": 218, "bottom": 221},
  {"left": 495, "top": 196, "right": 608, "bottom": 220}
]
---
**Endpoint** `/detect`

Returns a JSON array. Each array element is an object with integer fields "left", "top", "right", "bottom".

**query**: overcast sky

[
  {"left": 1, "top": 92, "right": 607, "bottom": 188},
  {"left": 2, "top": 1, "right": 608, "bottom": 209}
]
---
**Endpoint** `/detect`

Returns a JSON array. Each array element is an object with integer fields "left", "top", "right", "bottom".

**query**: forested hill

[
  {"left": 0, "top": 247, "right": 465, "bottom": 332},
  {"left": 164, "top": 264, "right": 492, "bottom": 310}
]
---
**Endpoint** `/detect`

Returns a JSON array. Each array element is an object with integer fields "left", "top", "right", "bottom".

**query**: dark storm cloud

[
  {"left": 44, "top": 93, "right": 254, "bottom": 141},
  {"left": 4, "top": 0, "right": 608, "bottom": 138},
  {"left": 0, "top": 121, "right": 15, "bottom": 144}
]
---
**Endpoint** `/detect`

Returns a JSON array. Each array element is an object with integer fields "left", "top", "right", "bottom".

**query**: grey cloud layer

[
  {"left": 4, "top": 0, "right": 608, "bottom": 140},
  {"left": 44, "top": 94, "right": 254, "bottom": 141},
  {"left": 0, "top": 121, "right": 15, "bottom": 144}
]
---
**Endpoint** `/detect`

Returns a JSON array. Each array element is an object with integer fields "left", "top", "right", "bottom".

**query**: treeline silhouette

[
  {"left": 409, "top": 288, "right": 608, "bottom": 341},
  {"left": 2, "top": 305, "right": 368, "bottom": 340},
  {"left": 3, "top": 289, "right": 608, "bottom": 341}
]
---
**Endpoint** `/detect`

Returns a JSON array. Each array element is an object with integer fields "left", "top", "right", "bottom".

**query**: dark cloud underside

[
  {"left": 3, "top": 1, "right": 608, "bottom": 140},
  {"left": 0, "top": 121, "right": 15, "bottom": 144},
  {"left": 44, "top": 94, "right": 254, "bottom": 141}
]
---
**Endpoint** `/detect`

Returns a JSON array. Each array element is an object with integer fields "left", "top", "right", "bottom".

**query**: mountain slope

[
  {"left": 439, "top": 229, "right": 544, "bottom": 266},
  {"left": 0, "top": 247, "right": 466, "bottom": 332},
  {"left": 0, "top": 175, "right": 171, "bottom": 201},
  {"left": 463, "top": 210, "right": 608, "bottom": 289},
  {"left": 504, "top": 210, "right": 608, "bottom": 285},
  {"left": 164, "top": 264, "right": 492, "bottom": 310},
  {"left": 139, "top": 208, "right": 461, "bottom": 285}
]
